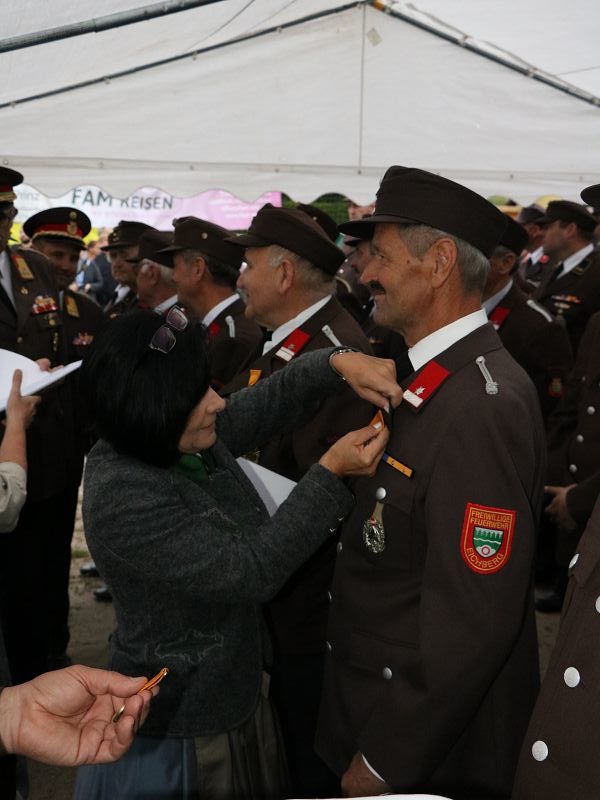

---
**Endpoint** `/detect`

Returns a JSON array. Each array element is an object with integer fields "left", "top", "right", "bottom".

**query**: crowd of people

[{"left": 1, "top": 162, "right": 600, "bottom": 799}]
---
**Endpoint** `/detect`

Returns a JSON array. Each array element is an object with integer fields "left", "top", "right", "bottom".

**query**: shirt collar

[
  {"left": 561, "top": 243, "right": 594, "bottom": 276},
  {"left": 408, "top": 309, "right": 489, "bottom": 372},
  {"left": 263, "top": 295, "right": 332, "bottom": 355},
  {"left": 530, "top": 245, "right": 545, "bottom": 264},
  {"left": 202, "top": 293, "right": 239, "bottom": 327},
  {"left": 154, "top": 294, "right": 178, "bottom": 315},
  {"left": 482, "top": 279, "right": 513, "bottom": 316}
]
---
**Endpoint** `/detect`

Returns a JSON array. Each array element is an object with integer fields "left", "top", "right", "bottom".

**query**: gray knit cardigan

[{"left": 83, "top": 349, "right": 356, "bottom": 737}]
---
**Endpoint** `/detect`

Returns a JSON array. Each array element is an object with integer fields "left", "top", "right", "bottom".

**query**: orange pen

[{"left": 112, "top": 667, "right": 169, "bottom": 723}]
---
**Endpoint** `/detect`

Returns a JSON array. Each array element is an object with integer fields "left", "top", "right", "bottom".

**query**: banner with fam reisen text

[{"left": 13, "top": 185, "right": 282, "bottom": 233}]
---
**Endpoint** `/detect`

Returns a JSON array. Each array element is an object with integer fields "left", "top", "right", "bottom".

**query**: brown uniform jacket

[
  {"left": 488, "top": 283, "right": 573, "bottom": 427},
  {"left": 316, "top": 322, "right": 545, "bottom": 799},
  {"left": 546, "top": 312, "right": 600, "bottom": 528},
  {"left": 533, "top": 250, "right": 600, "bottom": 356},
  {"left": 206, "top": 297, "right": 263, "bottom": 390},
  {"left": 512, "top": 494, "right": 600, "bottom": 800},
  {"left": 0, "top": 248, "right": 69, "bottom": 500},
  {"left": 103, "top": 286, "right": 138, "bottom": 320},
  {"left": 221, "top": 297, "right": 374, "bottom": 655}
]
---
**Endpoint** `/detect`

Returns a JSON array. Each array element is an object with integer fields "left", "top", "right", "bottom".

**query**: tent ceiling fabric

[{"left": 1, "top": 0, "right": 599, "bottom": 204}]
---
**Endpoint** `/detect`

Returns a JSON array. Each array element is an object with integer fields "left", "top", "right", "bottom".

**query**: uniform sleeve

[
  {"left": 88, "top": 461, "right": 354, "bottom": 603},
  {"left": 0, "top": 463, "right": 27, "bottom": 533},
  {"left": 216, "top": 348, "right": 344, "bottom": 457},
  {"left": 358, "top": 393, "right": 545, "bottom": 785}
]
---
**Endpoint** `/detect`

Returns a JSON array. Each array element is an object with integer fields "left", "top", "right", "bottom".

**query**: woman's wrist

[
  {"left": 328, "top": 347, "right": 357, "bottom": 381},
  {"left": 0, "top": 685, "right": 17, "bottom": 756}
]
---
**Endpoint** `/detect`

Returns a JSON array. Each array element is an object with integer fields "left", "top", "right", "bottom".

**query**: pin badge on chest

[{"left": 362, "top": 487, "right": 386, "bottom": 554}]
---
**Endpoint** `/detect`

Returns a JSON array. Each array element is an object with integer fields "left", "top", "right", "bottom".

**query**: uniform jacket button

[
  {"left": 329, "top": 525, "right": 337, "bottom": 533},
  {"left": 326, "top": 641, "right": 332, "bottom": 653},
  {"left": 336, "top": 541, "right": 343, "bottom": 553},
  {"left": 564, "top": 667, "right": 581, "bottom": 688},
  {"left": 595, "top": 595, "right": 600, "bottom": 613},
  {"left": 532, "top": 740, "right": 549, "bottom": 762},
  {"left": 587, "top": 406, "right": 595, "bottom": 415},
  {"left": 569, "top": 553, "right": 579, "bottom": 569},
  {"left": 576, "top": 434, "right": 584, "bottom": 443},
  {"left": 327, "top": 591, "right": 332, "bottom": 602},
  {"left": 16, "top": 336, "right": 23, "bottom": 344},
  {"left": 569, "top": 464, "right": 578, "bottom": 473},
  {"left": 382, "top": 666, "right": 393, "bottom": 680}
]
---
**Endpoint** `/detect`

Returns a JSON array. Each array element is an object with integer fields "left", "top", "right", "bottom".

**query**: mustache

[{"left": 367, "top": 281, "right": 385, "bottom": 294}]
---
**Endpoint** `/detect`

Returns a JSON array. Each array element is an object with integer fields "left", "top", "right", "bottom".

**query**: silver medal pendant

[{"left": 362, "top": 487, "right": 386, "bottom": 554}]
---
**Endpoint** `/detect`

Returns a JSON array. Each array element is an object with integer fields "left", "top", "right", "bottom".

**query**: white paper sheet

[
  {"left": 236, "top": 457, "right": 296, "bottom": 517},
  {"left": 0, "top": 349, "right": 81, "bottom": 412}
]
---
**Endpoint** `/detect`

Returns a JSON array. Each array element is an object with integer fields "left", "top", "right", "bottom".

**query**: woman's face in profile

[{"left": 178, "top": 388, "right": 226, "bottom": 454}]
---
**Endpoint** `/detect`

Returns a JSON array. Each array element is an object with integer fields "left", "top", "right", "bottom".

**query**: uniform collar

[
  {"left": 482, "top": 279, "right": 513, "bottom": 316},
  {"left": 408, "top": 309, "right": 488, "bottom": 372},
  {"left": 202, "top": 293, "right": 239, "bottom": 327},
  {"left": 263, "top": 295, "right": 332, "bottom": 355},
  {"left": 561, "top": 243, "right": 594, "bottom": 276}
]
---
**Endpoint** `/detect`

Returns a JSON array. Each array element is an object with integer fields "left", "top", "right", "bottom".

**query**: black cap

[
  {"left": 296, "top": 203, "right": 338, "bottom": 242},
  {"left": 516, "top": 204, "right": 548, "bottom": 226},
  {"left": 227, "top": 204, "right": 345, "bottom": 275},
  {"left": 101, "top": 220, "right": 156, "bottom": 251},
  {"left": 0, "top": 167, "right": 23, "bottom": 203},
  {"left": 545, "top": 200, "right": 597, "bottom": 233},
  {"left": 23, "top": 207, "right": 91, "bottom": 248},
  {"left": 497, "top": 216, "right": 529, "bottom": 256},
  {"left": 154, "top": 217, "right": 243, "bottom": 269},
  {"left": 581, "top": 184, "right": 600, "bottom": 209},
  {"left": 338, "top": 166, "right": 507, "bottom": 258},
  {"left": 125, "top": 230, "right": 173, "bottom": 263}
]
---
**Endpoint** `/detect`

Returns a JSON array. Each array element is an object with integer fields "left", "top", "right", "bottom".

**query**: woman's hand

[
  {"left": 330, "top": 351, "right": 402, "bottom": 411},
  {"left": 319, "top": 421, "right": 389, "bottom": 477}
]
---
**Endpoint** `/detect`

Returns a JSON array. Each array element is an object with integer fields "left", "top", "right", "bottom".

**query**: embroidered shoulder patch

[{"left": 460, "top": 503, "right": 516, "bottom": 574}]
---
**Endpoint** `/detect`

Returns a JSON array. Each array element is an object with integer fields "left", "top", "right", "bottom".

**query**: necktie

[{"left": 396, "top": 350, "right": 414, "bottom": 381}]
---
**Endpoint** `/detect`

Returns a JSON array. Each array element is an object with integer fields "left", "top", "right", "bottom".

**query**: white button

[
  {"left": 587, "top": 406, "right": 595, "bottom": 415},
  {"left": 532, "top": 740, "right": 548, "bottom": 762},
  {"left": 569, "top": 553, "right": 579, "bottom": 569},
  {"left": 329, "top": 525, "right": 337, "bottom": 533},
  {"left": 337, "top": 515, "right": 344, "bottom": 522},
  {"left": 336, "top": 541, "right": 343, "bottom": 553},
  {"left": 576, "top": 434, "right": 584, "bottom": 443},
  {"left": 569, "top": 464, "right": 578, "bottom": 473},
  {"left": 564, "top": 667, "right": 581, "bottom": 688},
  {"left": 375, "top": 487, "right": 387, "bottom": 501},
  {"left": 326, "top": 641, "right": 332, "bottom": 652},
  {"left": 327, "top": 591, "right": 332, "bottom": 602},
  {"left": 595, "top": 596, "right": 600, "bottom": 613},
  {"left": 382, "top": 666, "right": 393, "bottom": 680}
]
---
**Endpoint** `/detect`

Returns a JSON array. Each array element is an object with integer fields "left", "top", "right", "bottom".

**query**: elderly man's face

[
  {"left": 361, "top": 224, "right": 431, "bottom": 336},
  {"left": 109, "top": 246, "right": 139, "bottom": 286},
  {"left": 347, "top": 240, "right": 372, "bottom": 276},
  {"left": 236, "top": 246, "right": 282, "bottom": 329}
]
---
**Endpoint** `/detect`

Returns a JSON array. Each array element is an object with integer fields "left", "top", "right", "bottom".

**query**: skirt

[{"left": 73, "top": 687, "right": 289, "bottom": 800}]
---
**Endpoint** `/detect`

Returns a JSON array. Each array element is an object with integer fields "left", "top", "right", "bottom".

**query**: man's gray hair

[
  {"left": 267, "top": 245, "right": 335, "bottom": 296},
  {"left": 139, "top": 260, "right": 176, "bottom": 286},
  {"left": 397, "top": 224, "right": 490, "bottom": 294}
]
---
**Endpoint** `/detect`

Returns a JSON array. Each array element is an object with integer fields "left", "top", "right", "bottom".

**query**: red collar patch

[
  {"left": 275, "top": 328, "right": 310, "bottom": 362},
  {"left": 403, "top": 360, "right": 451, "bottom": 410},
  {"left": 489, "top": 305, "right": 510, "bottom": 331},
  {"left": 460, "top": 503, "right": 516, "bottom": 574}
]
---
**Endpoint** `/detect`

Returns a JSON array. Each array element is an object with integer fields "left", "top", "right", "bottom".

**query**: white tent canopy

[{"left": 1, "top": 0, "right": 600, "bottom": 204}]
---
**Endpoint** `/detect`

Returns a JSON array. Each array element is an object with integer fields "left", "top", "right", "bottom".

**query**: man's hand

[
  {"left": 330, "top": 351, "right": 402, "bottom": 411},
  {"left": 545, "top": 484, "right": 577, "bottom": 531},
  {"left": 0, "top": 665, "right": 157, "bottom": 766},
  {"left": 341, "top": 751, "right": 390, "bottom": 797}
]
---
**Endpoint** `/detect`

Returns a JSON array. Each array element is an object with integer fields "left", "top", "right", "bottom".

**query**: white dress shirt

[
  {"left": 262, "top": 295, "right": 332, "bottom": 355},
  {"left": 202, "top": 293, "right": 239, "bottom": 327},
  {"left": 0, "top": 249, "right": 15, "bottom": 307}
]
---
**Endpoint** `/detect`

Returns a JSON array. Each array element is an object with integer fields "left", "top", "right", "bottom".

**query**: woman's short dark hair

[{"left": 81, "top": 309, "right": 210, "bottom": 467}]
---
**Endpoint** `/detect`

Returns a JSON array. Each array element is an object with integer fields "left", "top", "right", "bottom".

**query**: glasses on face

[{"left": 149, "top": 305, "right": 188, "bottom": 354}]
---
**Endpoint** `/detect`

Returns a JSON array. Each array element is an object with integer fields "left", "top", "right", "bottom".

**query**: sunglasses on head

[{"left": 149, "top": 305, "right": 188, "bottom": 354}]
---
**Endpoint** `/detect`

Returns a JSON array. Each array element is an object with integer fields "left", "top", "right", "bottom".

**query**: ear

[
  {"left": 429, "top": 237, "right": 458, "bottom": 288},
  {"left": 498, "top": 252, "right": 517, "bottom": 277},
  {"left": 192, "top": 255, "right": 208, "bottom": 283},
  {"left": 276, "top": 257, "right": 295, "bottom": 294}
]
